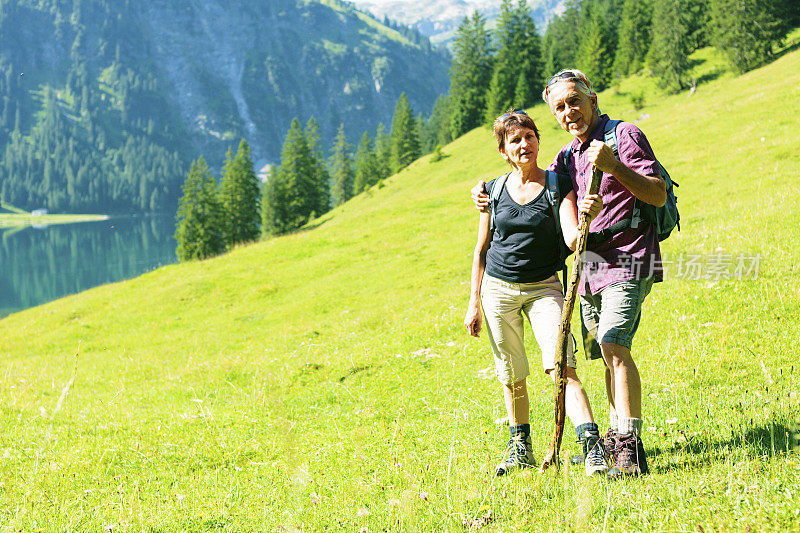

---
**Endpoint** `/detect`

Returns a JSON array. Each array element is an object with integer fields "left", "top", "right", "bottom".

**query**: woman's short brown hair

[{"left": 493, "top": 109, "right": 540, "bottom": 152}]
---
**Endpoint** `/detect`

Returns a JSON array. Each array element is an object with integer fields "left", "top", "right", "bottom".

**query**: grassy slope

[{"left": 1, "top": 46, "right": 799, "bottom": 531}]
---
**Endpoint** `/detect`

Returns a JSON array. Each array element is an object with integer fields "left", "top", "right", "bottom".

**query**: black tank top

[{"left": 484, "top": 173, "right": 573, "bottom": 283}]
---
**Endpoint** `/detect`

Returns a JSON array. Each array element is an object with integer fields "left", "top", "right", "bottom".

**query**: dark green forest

[
  {"left": 0, "top": 0, "right": 448, "bottom": 214},
  {"left": 0, "top": 0, "right": 186, "bottom": 213}
]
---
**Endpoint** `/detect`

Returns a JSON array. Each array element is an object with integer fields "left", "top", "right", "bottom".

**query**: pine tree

[
  {"left": 449, "top": 12, "right": 494, "bottom": 138},
  {"left": 260, "top": 165, "right": 281, "bottom": 235},
  {"left": 330, "top": 123, "right": 354, "bottom": 206},
  {"left": 710, "top": 0, "right": 789, "bottom": 73},
  {"left": 427, "top": 94, "right": 453, "bottom": 149},
  {"left": 614, "top": 0, "right": 653, "bottom": 77},
  {"left": 389, "top": 93, "right": 420, "bottom": 172},
  {"left": 513, "top": 71, "right": 535, "bottom": 109},
  {"left": 262, "top": 118, "right": 319, "bottom": 235},
  {"left": 219, "top": 139, "right": 261, "bottom": 246},
  {"left": 484, "top": 69, "right": 508, "bottom": 125},
  {"left": 175, "top": 157, "right": 225, "bottom": 261},
  {"left": 576, "top": 13, "right": 613, "bottom": 91},
  {"left": 483, "top": 0, "right": 543, "bottom": 122},
  {"left": 414, "top": 112, "right": 427, "bottom": 155},
  {"left": 352, "top": 131, "right": 380, "bottom": 194},
  {"left": 484, "top": 0, "right": 517, "bottom": 123},
  {"left": 305, "top": 117, "right": 331, "bottom": 216},
  {"left": 543, "top": 1, "right": 581, "bottom": 76},
  {"left": 647, "top": 0, "right": 691, "bottom": 92},
  {"left": 779, "top": 0, "right": 800, "bottom": 28},
  {"left": 684, "top": 1, "right": 710, "bottom": 52},
  {"left": 418, "top": 96, "right": 452, "bottom": 155},
  {"left": 511, "top": 0, "right": 544, "bottom": 103},
  {"left": 374, "top": 123, "right": 392, "bottom": 180}
]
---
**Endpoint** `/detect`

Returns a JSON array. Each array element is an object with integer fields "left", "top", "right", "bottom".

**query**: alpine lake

[{"left": 0, "top": 215, "right": 177, "bottom": 318}]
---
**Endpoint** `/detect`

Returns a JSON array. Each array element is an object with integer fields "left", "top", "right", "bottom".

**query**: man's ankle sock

[
  {"left": 609, "top": 411, "right": 619, "bottom": 432},
  {"left": 618, "top": 417, "right": 643, "bottom": 437}
]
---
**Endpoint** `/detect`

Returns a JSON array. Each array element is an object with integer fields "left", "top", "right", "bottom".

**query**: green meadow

[{"left": 1, "top": 41, "right": 799, "bottom": 531}]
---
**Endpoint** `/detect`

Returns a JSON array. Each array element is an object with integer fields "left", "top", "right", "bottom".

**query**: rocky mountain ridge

[{"left": 351, "top": 0, "right": 567, "bottom": 44}]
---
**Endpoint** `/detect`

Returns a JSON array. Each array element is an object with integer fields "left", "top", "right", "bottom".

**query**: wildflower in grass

[
  {"left": 388, "top": 498, "right": 401, "bottom": 509},
  {"left": 357, "top": 508, "right": 370, "bottom": 517},
  {"left": 311, "top": 492, "right": 320, "bottom": 505},
  {"left": 419, "top": 492, "right": 429, "bottom": 501}
]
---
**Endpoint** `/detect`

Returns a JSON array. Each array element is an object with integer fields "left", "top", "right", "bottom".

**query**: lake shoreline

[{"left": 0, "top": 213, "right": 109, "bottom": 228}]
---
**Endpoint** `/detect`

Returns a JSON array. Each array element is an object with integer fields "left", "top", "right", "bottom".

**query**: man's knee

[{"left": 601, "top": 342, "right": 635, "bottom": 368}]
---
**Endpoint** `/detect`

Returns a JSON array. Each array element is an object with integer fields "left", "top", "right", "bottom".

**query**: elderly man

[{"left": 472, "top": 69, "right": 666, "bottom": 477}]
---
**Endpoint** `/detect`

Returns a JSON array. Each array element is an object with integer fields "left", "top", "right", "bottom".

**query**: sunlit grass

[{"left": 0, "top": 45, "right": 799, "bottom": 531}]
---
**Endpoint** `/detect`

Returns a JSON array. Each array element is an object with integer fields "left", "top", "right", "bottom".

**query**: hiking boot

[
  {"left": 495, "top": 427, "right": 536, "bottom": 476},
  {"left": 571, "top": 428, "right": 617, "bottom": 466},
  {"left": 607, "top": 432, "right": 649, "bottom": 478},
  {"left": 583, "top": 432, "right": 610, "bottom": 476},
  {"left": 603, "top": 428, "right": 619, "bottom": 461}
]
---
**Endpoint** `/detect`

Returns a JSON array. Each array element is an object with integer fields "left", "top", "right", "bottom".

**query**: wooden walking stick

[{"left": 539, "top": 165, "right": 603, "bottom": 473}]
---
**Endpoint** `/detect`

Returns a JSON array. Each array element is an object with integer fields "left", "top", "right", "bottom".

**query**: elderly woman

[{"left": 464, "top": 109, "right": 607, "bottom": 476}]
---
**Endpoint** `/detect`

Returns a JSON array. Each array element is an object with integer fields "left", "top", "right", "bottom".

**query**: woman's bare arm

[{"left": 465, "top": 211, "right": 492, "bottom": 337}]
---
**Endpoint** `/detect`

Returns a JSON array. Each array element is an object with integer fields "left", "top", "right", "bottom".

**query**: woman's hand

[
  {"left": 464, "top": 301, "right": 482, "bottom": 337},
  {"left": 578, "top": 193, "right": 603, "bottom": 223}
]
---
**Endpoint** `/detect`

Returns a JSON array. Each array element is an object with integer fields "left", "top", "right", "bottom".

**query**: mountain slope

[
  {"left": 0, "top": 45, "right": 798, "bottom": 529},
  {"left": 0, "top": 0, "right": 449, "bottom": 213}
]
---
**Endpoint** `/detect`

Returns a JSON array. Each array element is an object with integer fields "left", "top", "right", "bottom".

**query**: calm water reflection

[{"left": 0, "top": 215, "right": 177, "bottom": 317}]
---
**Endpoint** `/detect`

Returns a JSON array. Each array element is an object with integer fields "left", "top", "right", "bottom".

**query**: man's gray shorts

[{"left": 579, "top": 277, "right": 654, "bottom": 360}]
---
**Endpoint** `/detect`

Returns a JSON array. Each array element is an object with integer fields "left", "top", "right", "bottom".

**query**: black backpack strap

[
  {"left": 544, "top": 171, "right": 568, "bottom": 292},
  {"left": 563, "top": 146, "right": 573, "bottom": 172},
  {"left": 489, "top": 173, "right": 510, "bottom": 233},
  {"left": 544, "top": 170, "right": 561, "bottom": 231},
  {"left": 587, "top": 218, "right": 632, "bottom": 246}
]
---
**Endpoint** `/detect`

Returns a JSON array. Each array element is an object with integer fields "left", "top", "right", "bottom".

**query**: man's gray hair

[{"left": 541, "top": 68, "right": 596, "bottom": 104}]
